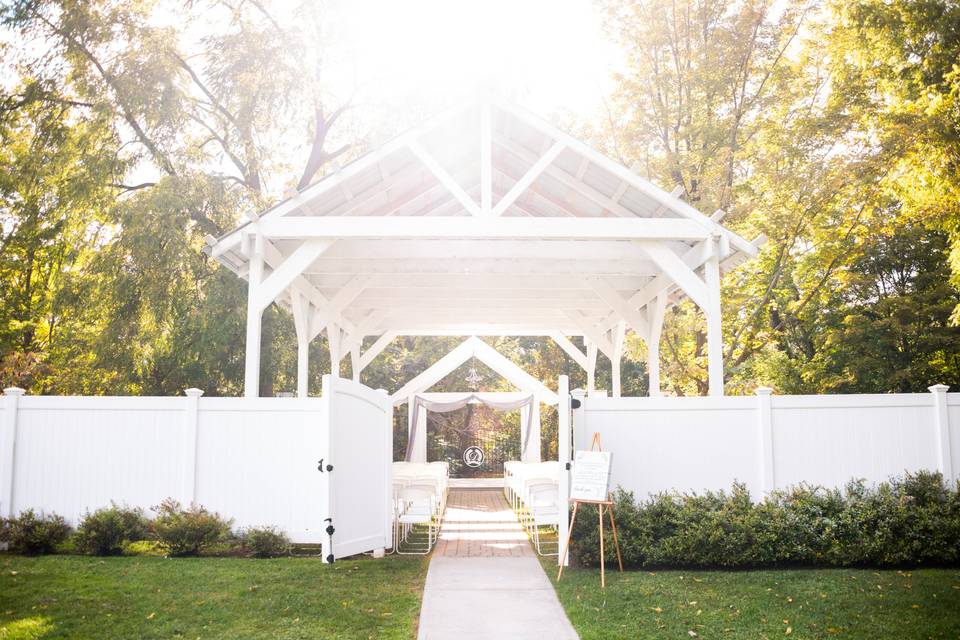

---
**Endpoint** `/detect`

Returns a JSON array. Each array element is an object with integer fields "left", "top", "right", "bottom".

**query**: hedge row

[
  {"left": 570, "top": 471, "right": 960, "bottom": 568},
  {"left": 0, "top": 499, "right": 290, "bottom": 558}
]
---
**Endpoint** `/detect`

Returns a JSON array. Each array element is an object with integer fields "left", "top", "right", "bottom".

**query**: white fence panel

[
  {"left": 323, "top": 375, "right": 392, "bottom": 560},
  {"left": 771, "top": 395, "right": 938, "bottom": 489},
  {"left": 195, "top": 397, "right": 327, "bottom": 542},
  {"left": 574, "top": 395, "right": 761, "bottom": 496},
  {"left": 574, "top": 389, "right": 959, "bottom": 501},
  {"left": 11, "top": 396, "right": 183, "bottom": 521}
]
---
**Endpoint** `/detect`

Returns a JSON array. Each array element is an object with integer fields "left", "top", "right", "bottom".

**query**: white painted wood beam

[
  {"left": 254, "top": 240, "right": 334, "bottom": 312},
  {"left": 704, "top": 239, "right": 724, "bottom": 396},
  {"left": 243, "top": 240, "right": 265, "bottom": 398},
  {"left": 494, "top": 100, "right": 759, "bottom": 256},
  {"left": 611, "top": 320, "right": 626, "bottom": 397},
  {"left": 256, "top": 216, "right": 710, "bottom": 241},
  {"left": 481, "top": 102, "right": 493, "bottom": 215},
  {"left": 291, "top": 291, "right": 312, "bottom": 397},
  {"left": 549, "top": 333, "right": 589, "bottom": 370},
  {"left": 492, "top": 141, "right": 565, "bottom": 216},
  {"left": 358, "top": 331, "right": 397, "bottom": 372},
  {"left": 646, "top": 294, "right": 666, "bottom": 397},
  {"left": 408, "top": 140, "right": 482, "bottom": 217},
  {"left": 563, "top": 310, "right": 614, "bottom": 359},
  {"left": 587, "top": 277, "right": 651, "bottom": 337},
  {"left": 637, "top": 241, "right": 710, "bottom": 311}
]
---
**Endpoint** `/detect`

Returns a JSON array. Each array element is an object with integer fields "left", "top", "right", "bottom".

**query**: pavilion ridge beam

[
  {"left": 408, "top": 140, "right": 482, "bottom": 216},
  {"left": 256, "top": 216, "right": 710, "bottom": 241},
  {"left": 253, "top": 240, "right": 334, "bottom": 312},
  {"left": 492, "top": 141, "right": 565, "bottom": 216}
]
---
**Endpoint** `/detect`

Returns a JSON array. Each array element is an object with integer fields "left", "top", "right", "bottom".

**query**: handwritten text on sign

[{"left": 570, "top": 450, "right": 612, "bottom": 502}]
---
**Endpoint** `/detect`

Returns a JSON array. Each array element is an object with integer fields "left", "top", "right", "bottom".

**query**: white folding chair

[
  {"left": 526, "top": 483, "right": 560, "bottom": 555},
  {"left": 396, "top": 485, "right": 438, "bottom": 555}
]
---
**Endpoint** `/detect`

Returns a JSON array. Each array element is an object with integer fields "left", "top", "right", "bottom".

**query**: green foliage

[
  {"left": 240, "top": 526, "right": 291, "bottom": 558},
  {"left": 74, "top": 504, "right": 149, "bottom": 556},
  {"left": 121, "top": 539, "right": 167, "bottom": 557},
  {"left": 0, "top": 510, "right": 71, "bottom": 555},
  {"left": 570, "top": 472, "right": 960, "bottom": 568},
  {"left": 150, "top": 499, "right": 233, "bottom": 557}
]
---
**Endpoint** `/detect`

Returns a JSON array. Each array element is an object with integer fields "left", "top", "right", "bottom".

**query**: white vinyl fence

[
  {"left": 571, "top": 385, "right": 959, "bottom": 500},
  {"left": 0, "top": 376, "right": 392, "bottom": 560}
]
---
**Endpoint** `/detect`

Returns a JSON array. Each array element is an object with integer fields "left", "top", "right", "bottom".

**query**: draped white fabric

[{"left": 404, "top": 392, "right": 541, "bottom": 463}]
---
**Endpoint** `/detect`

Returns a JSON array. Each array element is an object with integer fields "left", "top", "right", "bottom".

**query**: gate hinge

[
  {"left": 317, "top": 459, "right": 334, "bottom": 472},
  {"left": 325, "top": 524, "right": 335, "bottom": 535},
  {"left": 565, "top": 462, "right": 572, "bottom": 471}
]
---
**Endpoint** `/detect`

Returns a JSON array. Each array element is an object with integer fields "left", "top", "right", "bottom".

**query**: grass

[
  {"left": 541, "top": 559, "right": 960, "bottom": 639},
  {"left": 0, "top": 554, "right": 428, "bottom": 639}
]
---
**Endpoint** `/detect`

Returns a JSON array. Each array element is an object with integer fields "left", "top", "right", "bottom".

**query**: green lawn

[
  {"left": 543, "top": 561, "right": 960, "bottom": 639},
  {"left": 0, "top": 554, "right": 428, "bottom": 639}
]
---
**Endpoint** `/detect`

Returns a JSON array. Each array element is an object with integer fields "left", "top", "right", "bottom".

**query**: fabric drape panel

[{"left": 404, "top": 393, "right": 535, "bottom": 462}]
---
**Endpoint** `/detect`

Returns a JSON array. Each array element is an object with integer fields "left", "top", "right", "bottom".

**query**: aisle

[{"left": 417, "top": 489, "right": 578, "bottom": 640}]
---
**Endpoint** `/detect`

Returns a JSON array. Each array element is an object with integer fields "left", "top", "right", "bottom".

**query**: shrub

[
  {"left": 74, "top": 504, "right": 150, "bottom": 556},
  {"left": 570, "top": 471, "right": 960, "bottom": 569},
  {"left": 0, "top": 510, "right": 71, "bottom": 555},
  {"left": 122, "top": 539, "right": 168, "bottom": 557},
  {"left": 241, "top": 526, "right": 291, "bottom": 558},
  {"left": 151, "top": 499, "right": 233, "bottom": 557}
]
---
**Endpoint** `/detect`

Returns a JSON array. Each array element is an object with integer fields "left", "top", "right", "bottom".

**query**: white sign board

[{"left": 570, "top": 450, "right": 612, "bottom": 502}]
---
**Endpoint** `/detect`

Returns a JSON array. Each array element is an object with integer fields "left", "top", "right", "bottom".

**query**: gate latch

[{"left": 317, "top": 459, "right": 334, "bottom": 472}]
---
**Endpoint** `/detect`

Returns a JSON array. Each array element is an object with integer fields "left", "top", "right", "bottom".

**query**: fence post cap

[
  {"left": 929, "top": 384, "right": 950, "bottom": 393},
  {"left": 3, "top": 387, "right": 25, "bottom": 396},
  {"left": 755, "top": 387, "right": 774, "bottom": 396},
  {"left": 184, "top": 388, "right": 205, "bottom": 397},
  {"left": 570, "top": 388, "right": 587, "bottom": 398}
]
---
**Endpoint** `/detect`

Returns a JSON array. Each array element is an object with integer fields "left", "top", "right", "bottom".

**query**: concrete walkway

[{"left": 417, "top": 489, "right": 578, "bottom": 640}]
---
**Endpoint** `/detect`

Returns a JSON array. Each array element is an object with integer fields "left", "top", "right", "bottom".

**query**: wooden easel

[{"left": 557, "top": 433, "right": 623, "bottom": 588}]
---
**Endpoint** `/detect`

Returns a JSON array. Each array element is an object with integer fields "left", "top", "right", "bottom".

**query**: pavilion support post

[
  {"left": 243, "top": 236, "right": 265, "bottom": 398},
  {"left": 530, "top": 395, "right": 541, "bottom": 462},
  {"left": 611, "top": 321, "right": 626, "bottom": 397},
  {"left": 647, "top": 295, "right": 666, "bottom": 397},
  {"left": 327, "top": 325, "right": 342, "bottom": 378},
  {"left": 350, "top": 342, "right": 361, "bottom": 382},
  {"left": 585, "top": 339, "right": 598, "bottom": 394},
  {"left": 291, "top": 292, "right": 311, "bottom": 398},
  {"left": 704, "top": 237, "right": 724, "bottom": 396}
]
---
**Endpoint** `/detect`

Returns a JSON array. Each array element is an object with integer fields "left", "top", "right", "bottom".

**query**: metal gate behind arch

[{"left": 426, "top": 403, "right": 520, "bottom": 478}]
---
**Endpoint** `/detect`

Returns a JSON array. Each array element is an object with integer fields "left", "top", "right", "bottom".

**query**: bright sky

[{"left": 326, "top": 0, "right": 619, "bottom": 117}]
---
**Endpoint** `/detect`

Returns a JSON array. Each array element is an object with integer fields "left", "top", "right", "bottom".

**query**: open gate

[{"left": 320, "top": 375, "right": 392, "bottom": 561}]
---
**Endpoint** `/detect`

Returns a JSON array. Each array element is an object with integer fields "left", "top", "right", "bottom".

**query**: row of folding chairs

[
  {"left": 504, "top": 461, "right": 561, "bottom": 555},
  {"left": 391, "top": 461, "right": 449, "bottom": 554}
]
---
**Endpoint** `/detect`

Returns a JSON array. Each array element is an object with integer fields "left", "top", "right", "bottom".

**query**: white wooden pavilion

[{"left": 206, "top": 99, "right": 760, "bottom": 399}]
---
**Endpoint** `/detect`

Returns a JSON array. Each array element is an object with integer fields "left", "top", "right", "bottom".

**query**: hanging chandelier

[{"left": 465, "top": 361, "right": 483, "bottom": 389}]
